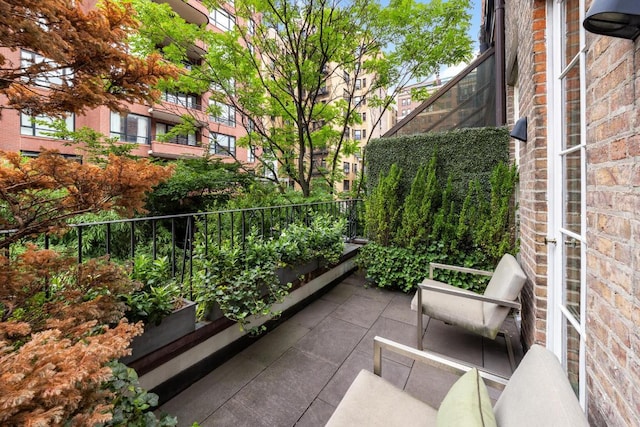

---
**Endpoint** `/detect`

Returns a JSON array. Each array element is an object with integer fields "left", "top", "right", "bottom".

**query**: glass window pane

[
  {"left": 563, "top": 0, "right": 581, "bottom": 70},
  {"left": 563, "top": 150, "right": 581, "bottom": 234},
  {"left": 562, "top": 233, "right": 581, "bottom": 321},
  {"left": 562, "top": 64, "right": 581, "bottom": 150},
  {"left": 563, "top": 317, "right": 581, "bottom": 397}
]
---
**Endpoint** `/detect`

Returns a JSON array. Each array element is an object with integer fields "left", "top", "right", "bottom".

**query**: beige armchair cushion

[
  {"left": 482, "top": 254, "right": 527, "bottom": 331},
  {"left": 493, "top": 345, "right": 589, "bottom": 426},
  {"left": 325, "top": 369, "right": 438, "bottom": 426},
  {"left": 411, "top": 280, "right": 488, "bottom": 337}
]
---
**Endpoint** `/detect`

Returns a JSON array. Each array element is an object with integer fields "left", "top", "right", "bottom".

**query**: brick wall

[
  {"left": 583, "top": 29, "right": 640, "bottom": 427},
  {"left": 505, "top": 0, "right": 549, "bottom": 349}
]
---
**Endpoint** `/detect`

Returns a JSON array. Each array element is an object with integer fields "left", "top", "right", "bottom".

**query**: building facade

[
  {"left": 502, "top": 0, "right": 640, "bottom": 425},
  {"left": 0, "top": 0, "right": 254, "bottom": 166}
]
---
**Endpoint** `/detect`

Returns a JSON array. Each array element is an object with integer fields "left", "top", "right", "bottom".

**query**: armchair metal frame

[
  {"left": 373, "top": 336, "right": 510, "bottom": 389},
  {"left": 417, "top": 262, "right": 522, "bottom": 371}
]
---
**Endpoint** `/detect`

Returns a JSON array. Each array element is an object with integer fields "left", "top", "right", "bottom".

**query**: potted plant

[{"left": 121, "top": 254, "right": 196, "bottom": 363}]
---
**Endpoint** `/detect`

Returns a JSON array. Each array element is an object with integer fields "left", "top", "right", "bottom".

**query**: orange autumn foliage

[
  {"left": 0, "top": 150, "right": 173, "bottom": 249},
  {"left": 0, "top": 249, "right": 144, "bottom": 425},
  {"left": 0, "top": 152, "right": 173, "bottom": 424},
  {"left": 0, "top": 0, "right": 178, "bottom": 116}
]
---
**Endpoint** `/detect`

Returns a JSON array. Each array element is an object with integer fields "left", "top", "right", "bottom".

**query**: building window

[
  {"left": 110, "top": 111, "right": 150, "bottom": 144},
  {"left": 20, "top": 113, "right": 74, "bottom": 137},
  {"left": 343, "top": 71, "right": 350, "bottom": 85},
  {"left": 343, "top": 161, "right": 350, "bottom": 174},
  {"left": 353, "top": 163, "right": 358, "bottom": 174},
  {"left": 248, "top": 19, "right": 255, "bottom": 35},
  {"left": 343, "top": 180, "right": 350, "bottom": 191},
  {"left": 352, "top": 129, "right": 366, "bottom": 140},
  {"left": 210, "top": 8, "right": 235, "bottom": 31},
  {"left": 360, "top": 112, "right": 367, "bottom": 122},
  {"left": 162, "top": 91, "right": 199, "bottom": 109},
  {"left": 21, "top": 50, "right": 72, "bottom": 88},
  {"left": 209, "top": 100, "right": 236, "bottom": 126},
  {"left": 353, "top": 96, "right": 366, "bottom": 107},
  {"left": 355, "top": 78, "right": 366, "bottom": 90},
  {"left": 247, "top": 145, "right": 255, "bottom": 162},
  {"left": 401, "top": 98, "right": 410, "bottom": 106},
  {"left": 210, "top": 132, "right": 235, "bottom": 156},
  {"left": 155, "top": 123, "right": 198, "bottom": 146}
]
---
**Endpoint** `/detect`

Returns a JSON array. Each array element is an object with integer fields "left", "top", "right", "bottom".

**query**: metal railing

[{"left": 4, "top": 200, "right": 363, "bottom": 286}]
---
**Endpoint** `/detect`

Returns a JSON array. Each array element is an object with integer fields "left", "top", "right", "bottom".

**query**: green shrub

[{"left": 364, "top": 163, "right": 402, "bottom": 245}]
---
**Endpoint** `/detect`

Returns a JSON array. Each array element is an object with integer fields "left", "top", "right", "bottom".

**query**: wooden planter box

[{"left": 122, "top": 299, "right": 197, "bottom": 364}]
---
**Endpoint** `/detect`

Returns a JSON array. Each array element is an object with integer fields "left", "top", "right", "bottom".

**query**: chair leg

[
  {"left": 499, "top": 330, "right": 516, "bottom": 372},
  {"left": 417, "top": 290, "right": 424, "bottom": 350}
]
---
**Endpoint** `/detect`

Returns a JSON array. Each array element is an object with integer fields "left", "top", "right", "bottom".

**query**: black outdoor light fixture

[
  {"left": 583, "top": 0, "right": 640, "bottom": 40},
  {"left": 510, "top": 117, "right": 527, "bottom": 142}
]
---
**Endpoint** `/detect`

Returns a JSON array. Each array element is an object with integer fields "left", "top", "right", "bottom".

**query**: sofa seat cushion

[
  {"left": 437, "top": 368, "right": 497, "bottom": 427},
  {"left": 493, "top": 345, "right": 589, "bottom": 426},
  {"left": 325, "top": 369, "right": 437, "bottom": 427}
]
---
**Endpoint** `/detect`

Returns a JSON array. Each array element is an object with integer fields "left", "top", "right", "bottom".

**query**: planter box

[
  {"left": 122, "top": 299, "right": 196, "bottom": 364},
  {"left": 276, "top": 259, "right": 320, "bottom": 285}
]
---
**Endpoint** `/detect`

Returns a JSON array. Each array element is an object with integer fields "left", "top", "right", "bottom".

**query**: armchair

[{"left": 411, "top": 254, "right": 527, "bottom": 370}]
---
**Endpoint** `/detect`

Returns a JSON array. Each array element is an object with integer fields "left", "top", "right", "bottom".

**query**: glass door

[{"left": 549, "top": 0, "right": 587, "bottom": 408}]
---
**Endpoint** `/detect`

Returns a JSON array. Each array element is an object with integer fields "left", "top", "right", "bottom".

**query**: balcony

[
  {"left": 158, "top": 270, "right": 520, "bottom": 426},
  {"left": 153, "top": 0, "right": 209, "bottom": 26}
]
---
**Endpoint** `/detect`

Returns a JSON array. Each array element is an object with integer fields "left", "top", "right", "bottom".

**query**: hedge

[{"left": 366, "top": 127, "right": 509, "bottom": 203}]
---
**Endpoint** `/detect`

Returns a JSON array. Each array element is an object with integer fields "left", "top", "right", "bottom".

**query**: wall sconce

[
  {"left": 510, "top": 117, "right": 527, "bottom": 142},
  {"left": 583, "top": 0, "right": 640, "bottom": 40}
]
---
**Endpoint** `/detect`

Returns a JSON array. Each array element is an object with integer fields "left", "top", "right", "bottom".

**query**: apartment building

[
  {"left": 395, "top": 77, "right": 450, "bottom": 122},
  {"left": 0, "top": 0, "right": 254, "bottom": 166},
  {"left": 314, "top": 65, "right": 395, "bottom": 194}
]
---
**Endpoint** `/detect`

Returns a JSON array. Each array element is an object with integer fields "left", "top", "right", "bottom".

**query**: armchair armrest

[
  {"left": 418, "top": 281, "right": 521, "bottom": 310},
  {"left": 373, "top": 336, "right": 509, "bottom": 390},
  {"left": 429, "top": 262, "right": 494, "bottom": 280}
]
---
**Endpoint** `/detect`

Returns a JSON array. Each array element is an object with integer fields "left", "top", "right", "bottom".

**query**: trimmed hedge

[{"left": 366, "top": 127, "right": 509, "bottom": 203}]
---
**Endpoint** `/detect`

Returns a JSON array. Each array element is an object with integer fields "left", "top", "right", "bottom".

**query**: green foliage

[
  {"left": 366, "top": 127, "right": 510, "bottom": 203},
  {"left": 192, "top": 214, "right": 345, "bottom": 331},
  {"left": 356, "top": 242, "right": 491, "bottom": 294},
  {"left": 101, "top": 361, "right": 177, "bottom": 427},
  {"left": 123, "top": 255, "right": 180, "bottom": 326},
  {"left": 396, "top": 154, "right": 439, "bottom": 248},
  {"left": 364, "top": 164, "right": 403, "bottom": 245},
  {"left": 146, "top": 157, "right": 256, "bottom": 216},
  {"left": 360, "top": 141, "right": 518, "bottom": 294}
]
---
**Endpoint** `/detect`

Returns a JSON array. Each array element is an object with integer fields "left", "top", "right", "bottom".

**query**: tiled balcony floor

[{"left": 159, "top": 270, "right": 524, "bottom": 426}]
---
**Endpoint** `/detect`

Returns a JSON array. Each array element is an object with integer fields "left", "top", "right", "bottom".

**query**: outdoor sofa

[{"left": 326, "top": 336, "right": 588, "bottom": 426}]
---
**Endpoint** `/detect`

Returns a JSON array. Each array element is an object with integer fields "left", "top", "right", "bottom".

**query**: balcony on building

[{"left": 153, "top": 0, "right": 209, "bottom": 26}]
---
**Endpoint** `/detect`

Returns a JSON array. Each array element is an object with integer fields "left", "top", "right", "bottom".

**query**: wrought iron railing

[{"left": 3, "top": 200, "right": 363, "bottom": 286}]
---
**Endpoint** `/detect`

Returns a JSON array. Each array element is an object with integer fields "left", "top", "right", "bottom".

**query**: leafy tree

[
  {"left": 0, "top": 0, "right": 177, "bottom": 116},
  {"left": 132, "top": 0, "right": 473, "bottom": 196},
  {"left": 145, "top": 157, "right": 257, "bottom": 215}
]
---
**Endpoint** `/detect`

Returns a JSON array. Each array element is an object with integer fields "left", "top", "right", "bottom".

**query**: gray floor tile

[
  {"left": 211, "top": 348, "right": 337, "bottom": 427},
  {"left": 422, "top": 318, "right": 484, "bottom": 366},
  {"left": 295, "top": 399, "right": 336, "bottom": 427},
  {"left": 382, "top": 292, "right": 427, "bottom": 326},
  {"left": 240, "top": 321, "right": 310, "bottom": 366},
  {"left": 355, "top": 316, "right": 420, "bottom": 367},
  {"left": 295, "top": 316, "right": 367, "bottom": 365},
  {"left": 160, "top": 353, "right": 266, "bottom": 426},
  {"left": 288, "top": 298, "right": 339, "bottom": 329},
  {"left": 330, "top": 294, "right": 389, "bottom": 329},
  {"left": 319, "top": 283, "right": 354, "bottom": 304},
  {"left": 318, "top": 349, "right": 411, "bottom": 407}
]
